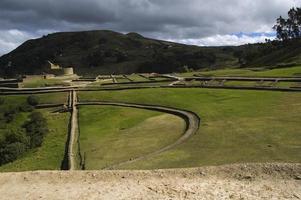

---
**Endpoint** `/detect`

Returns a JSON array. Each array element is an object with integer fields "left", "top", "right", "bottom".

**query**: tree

[
  {"left": 0, "top": 97, "right": 4, "bottom": 105},
  {"left": 0, "top": 142, "right": 27, "bottom": 164},
  {"left": 19, "top": 103, "right": 34, "bottom": 112},
  {"left": 23, "top": 112, "right": 48, "bottom": 148},
  {"left": 27, "top": 95, "right": 39, "bottom": 106},
  {"left": 3, "top": 106, "right": 19, "bottom": 123},
  {"left": 273, "top": 7, "right": 301, "bottom": 41}
]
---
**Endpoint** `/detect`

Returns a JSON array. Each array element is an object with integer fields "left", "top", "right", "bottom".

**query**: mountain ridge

[
  {"left": 0, "top": 30, "right": 237, "bottom": 76},
  {"left": 0, "top": 30, "right": 301, "bottom": 77}
]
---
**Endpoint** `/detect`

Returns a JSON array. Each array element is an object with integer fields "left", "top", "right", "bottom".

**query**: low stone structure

[
  {"left": 0, "top": 78, "right": 22, "bottom": 88},
  {"left": 63, "top": 67, "right": 74, "bottom": 76},
  {"left": 46, "top": 61, "right": 74, "bottom": 76}
]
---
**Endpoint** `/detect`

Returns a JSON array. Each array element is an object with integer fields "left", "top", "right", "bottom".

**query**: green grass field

[
  {"left": 116, "top": 78, "right": 131, "bottom": 83},
  {"left": 127, "top": 74, "right": 151, "bottom": 81},
  {"left": 2, "top": 93, "right": 68, "bottom": 105},
  {"left": 22, "top": 77, "right": 71, "bottom": 88},
  {"left": 0, "top": 94, "right": 69, "bottom": 172},
  {"left": 35, "top": 93, "right": 68, "bottom": 104},
  {"left": 0, "top": 109, "right": 69, "bottom": 172},
  {"left": 79, "top": 88, "right": 301, "bottom": 169},
  {"left": 1, "top": 66, "right": 301, "bottom": 171},
  {"left": 78, "top": 106, "right": 185, "bottom": 169},
  {"left": 178, "top": 66, "right": 301, "bottom": 77},
  {"left": 0, "top": 95, "right": 30, "bottom": 141}
]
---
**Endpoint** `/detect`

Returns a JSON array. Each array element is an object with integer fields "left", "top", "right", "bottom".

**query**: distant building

[
  {"left": 46, "top": 61, "right": 74, "bottom": 76},
  {"left": 48, "top": 61, "right": 60, "bottom": 70}
]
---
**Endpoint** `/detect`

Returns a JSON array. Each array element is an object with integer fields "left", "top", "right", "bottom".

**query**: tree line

[{"left": 273, "top": 7, "right": 301, "bottom": 41}]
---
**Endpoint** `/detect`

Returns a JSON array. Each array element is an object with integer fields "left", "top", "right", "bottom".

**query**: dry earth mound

[{"left": 0, "top": 163, "right": 300, "bottom": 200}]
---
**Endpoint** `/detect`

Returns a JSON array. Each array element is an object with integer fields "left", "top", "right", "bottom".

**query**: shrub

[
  {"left": 19, "top": 103, "right": 34, "bottom": 112},
  {"left": 0, "top": 142, "right": 27, "bottom": 165},
  {"left": 4, "top": 130, "right": 29, "bottom": 146},
  {"left": 0, "top": 97, "right": 4, "bottom": 105},
  {"left": 3, "top": 106, "right": 19, "bottom": 123},
  {"left": 0, "top": 118, "right": 6, "bottom": 129},
  {"left": 23, "top": 112, "right": 48, "bottom": 148},
  {"left": 27, "top": 95, "right": 39, "bottom": 106}
]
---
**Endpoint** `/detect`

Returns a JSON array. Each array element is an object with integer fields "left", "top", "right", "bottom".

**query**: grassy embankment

[
  {"left": 0, "top": 110, "right": 69, "bottom": 172},
  {"left": 178, "top": 66, "right": 301, "bottom": 77},
  {"left": 0, "top": 93, "right": 69, "bottom": 171},
  {"left": 79, "top": 88, "right": 301, "bottom": 169},
  {"left": 22, "top": 76, "right": 73, "bottom": 88},
  {"left": 179, "top": 66, "right": 301, "bottom": 88},
  {"left": 78, "top": 106, "right": 185, "bottom": 169}
]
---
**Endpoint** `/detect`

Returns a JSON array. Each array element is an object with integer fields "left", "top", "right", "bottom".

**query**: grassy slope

[
  {"left": 0, "top": 30, "right": 238, "bottom": 76},
  {"left": 35, "top": 93, "right": 68, "bottom": 104},
  {"left": 181, "top": 66, "right": 301, "bottom": 77},
  {"left": 0, "top": 109, "right": 69, "bottom": 172},
  {"left": 78, "top": 106, "right": 185, "bottom": 169},
  {"left": 0, "top": 113, "right": 29, "bottom": 145},
  {"left": 22, "top": 77, "right": 70, "bottom": 88},
  {"left": 0, "top": 95, "right": 29, "bottom": 139},
  {"left": 1, "top": 93, "right": 68, "bottom": 105},
  {"left": 0, "top": 95, "right": 69, "bottom": 171},
  {"left": 79, "top": 88, "right": 301, "bottom": 169},
  {"left": 127, "top": 74, "right": 150, "bottom": 82},
  {"left": 0, "top": 95, "right": 27, "bottom": 107}
]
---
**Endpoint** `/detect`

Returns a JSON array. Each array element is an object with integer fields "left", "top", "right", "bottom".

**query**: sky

[{"left": 0, "top": 0, "right": 300, "bottom": 56}]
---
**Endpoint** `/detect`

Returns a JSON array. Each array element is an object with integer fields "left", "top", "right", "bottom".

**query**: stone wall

[{"left": 63, "top": 68, "right": 74, "bottom": 75}]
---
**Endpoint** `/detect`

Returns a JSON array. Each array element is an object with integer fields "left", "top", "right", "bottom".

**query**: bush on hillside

[
  {"left": 0, "top": 97, "right": 4, "bottom": 105},
  {"left": 3, "top": 106, "right": 19, "bottom": 123},
  {"left": 3, "top": 130, "right": 30, "bottom": 146},
  {"left": 0, "top": 142, "right": 27, "bottom": 165},
  {"left": 23, "top": 112, "right": 48, "bottom": 148},
  {"left": 27, "top": 95, "right": 39, "bottom": 106},
  {"left": 19, "top": 103, "right": 34, "bottom": 112}
]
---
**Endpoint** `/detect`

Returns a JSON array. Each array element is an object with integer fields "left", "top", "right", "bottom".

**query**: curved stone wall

[{"left": 63, "top": 68, "right": 74, "bottom": 75}]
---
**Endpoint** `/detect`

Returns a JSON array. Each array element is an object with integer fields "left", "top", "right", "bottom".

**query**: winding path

[{"left": 78, "top": 101, "right": 200, "bottom": 169}]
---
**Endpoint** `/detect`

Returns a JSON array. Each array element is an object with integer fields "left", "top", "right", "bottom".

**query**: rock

[
  {"left": 243, "top": 175, "right": 253, "bottom": 180},
  {"left": 294, "top": 175, "right": 301, "bottom": 180},
  {"left": 199, "top": 171, "right": 206, "bottom": 176}
]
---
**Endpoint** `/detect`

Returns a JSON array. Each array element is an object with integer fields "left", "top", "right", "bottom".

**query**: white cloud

[
  {"left": 0, "top": 29, "right": 36, "bottom": 55},
  {"left": 168, "top": 33, "right": 276, "bottom": 46}
]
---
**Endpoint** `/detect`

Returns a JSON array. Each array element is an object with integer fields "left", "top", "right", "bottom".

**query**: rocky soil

[{"left": 0, "top": 163, "right": 300, "bottom": 200}]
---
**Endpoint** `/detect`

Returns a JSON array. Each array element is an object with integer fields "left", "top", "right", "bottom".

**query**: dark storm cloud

[
  {"left": 0, "top": 0, "right": 300, "bottom": 55},
  {"left": 0, "top": 0, "right": 294, "bottom": 35},
  {"left": 0, "top": 0, "right": 116, "bottom": 31}
]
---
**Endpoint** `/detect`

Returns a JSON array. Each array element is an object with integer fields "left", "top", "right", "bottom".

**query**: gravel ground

[{"left": 0, "top": 163, "right": 300, "bottom": 200}]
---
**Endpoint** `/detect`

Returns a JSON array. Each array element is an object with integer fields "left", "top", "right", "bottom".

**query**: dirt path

[
  {"left": 78, "top": 101, "right": 200, "bottom": 169},
  {"left": 68, "top": 90, "right": 78, "bottom": 170},
  {"left": 0, "top": 163, "right": 300, "bottom": 200}
]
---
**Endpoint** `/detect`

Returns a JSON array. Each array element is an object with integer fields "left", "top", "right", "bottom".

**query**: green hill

[
  {"left": 1, "top": 30, "right": 301, "bottom": 77},
  {"left": 234, "top": 39, "right": 301, "bottom": 68},
  {"left": 0, "top": 30, "right": 237, "bottom": 76}
]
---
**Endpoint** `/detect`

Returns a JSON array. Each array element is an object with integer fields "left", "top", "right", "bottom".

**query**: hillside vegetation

[
  {"left": 0, "top": 95, "right": 49, "bottom": 167},
  {"left": 0, "top": 30, "right": 237, "bottom": 76},
  {"left": 2, "top": 30, "right": 301, "bottom": 77}
]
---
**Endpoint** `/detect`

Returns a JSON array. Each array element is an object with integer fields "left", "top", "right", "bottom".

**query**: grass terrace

[{"left": 79, "top": 88, "right": 301, "bottom": 169}]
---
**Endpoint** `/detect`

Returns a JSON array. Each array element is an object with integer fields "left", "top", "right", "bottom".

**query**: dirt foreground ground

[{"left": 0, "top": 163, "right": 300, "bottom": 200}]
